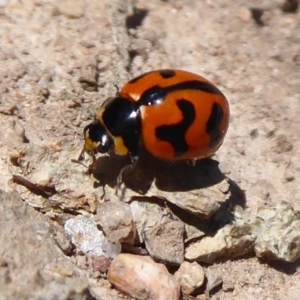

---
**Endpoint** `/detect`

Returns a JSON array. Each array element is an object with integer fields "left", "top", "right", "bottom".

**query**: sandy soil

[{"left": 0, "top": 0, "right": 300, "bottom": 299}]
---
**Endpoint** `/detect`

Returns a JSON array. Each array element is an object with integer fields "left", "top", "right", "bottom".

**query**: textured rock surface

[
  {"left": 185, "top": 207, "right": 255, "bottom": 263},
  {"left": 130, "top": 200, "right": 185, "bottom": 265},
  {"left": 186, "top": 203, "right": 300, "bottom": 263},
  {"left": 1, "top": 0, "right": 300, "bottom": 299},
  {"left": 94, "top": 201, "right": 136, "bottom": 244},
  {"left": 254, "top": 202, "right": 300, "bottom": 262},
  {"left": 107, "top": 254, "right": 180, "bottom": 300},
  {"left": 64, "top": 215, "right": 121, "bottom": 258},
  {"left": 174, "top": 261, "right": 206, "bottom": 295},
  {"left": 0, "top": 190, "right": 91, "bottom": 299}
]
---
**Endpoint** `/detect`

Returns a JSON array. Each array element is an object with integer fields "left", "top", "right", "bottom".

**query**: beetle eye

[{"left": 84, "top": 121, "right": 113, "bottom": 154}]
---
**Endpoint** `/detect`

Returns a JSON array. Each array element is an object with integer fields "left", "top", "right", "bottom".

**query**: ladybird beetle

[{"left": 79, "top": 69, "right": 230, "bottom": 187}]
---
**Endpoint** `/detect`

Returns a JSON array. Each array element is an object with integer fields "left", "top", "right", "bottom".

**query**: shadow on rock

[
  {"left": 91, "top": 149, "right": 228, "bottom": 194},
  {"left": 91, "top": 149, "right": 246, "bottom": 232}
]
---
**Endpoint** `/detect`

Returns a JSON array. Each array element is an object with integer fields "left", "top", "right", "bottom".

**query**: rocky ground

[{"left": 1, "top": 0, "right": 300, "bottom": 299}]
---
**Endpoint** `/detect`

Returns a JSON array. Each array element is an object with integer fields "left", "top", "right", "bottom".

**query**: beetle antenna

[
  {"left": 113, "top": 82, "right": 120, "bottom": 95},
  {"left": 71, "top": 158, "right": 89, "bottom": 169}
]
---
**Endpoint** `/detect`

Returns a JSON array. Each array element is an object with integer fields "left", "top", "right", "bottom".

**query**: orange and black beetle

[{"left": 79, "top": 69, "right": 230, "bottom": 186}]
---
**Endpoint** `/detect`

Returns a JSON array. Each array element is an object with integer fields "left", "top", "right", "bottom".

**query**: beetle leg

[
  {"left": 115, "top": 155, "right": 138, "bottom": 196},
  {"left": 77, "top": 146, "right": 86, "bottom": 161}
]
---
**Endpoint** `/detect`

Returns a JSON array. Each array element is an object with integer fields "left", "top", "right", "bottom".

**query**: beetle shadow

[
  {"left": 91, "top": 149, "right": 229, "bottom": 195},
  {"left": 91, "top": 150, "right": 246, "bottom": 230}
]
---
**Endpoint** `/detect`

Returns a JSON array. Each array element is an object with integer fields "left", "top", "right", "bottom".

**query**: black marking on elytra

[
  {"left": 159, "top": 69, "right": 176, "bottom": 78},
  {"left": 127, "top": 69, "right": 175, "bottom": 84},
  {"left": 138, "top": 86, "right": 166, "bottom": 106},
  {"left": 102, "top": 97, "right": 141, "bottom": 157},
  {"left": 155, "top": 99, "right": 195, "bottom": 156},
  {"left": 138, "top": 80, "right": 223, "bottom": 107},
  {"left": 206, "top": 102, "right": 224, "bottom": 149}
]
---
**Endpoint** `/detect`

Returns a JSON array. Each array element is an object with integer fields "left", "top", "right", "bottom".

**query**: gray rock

[
  {"left": 94, "top": 201, "right": 136, "bottom": 244},
  {"left": 174, "top": 261, "right": 206, "bottom": 295},
  {"left": 254, "top": 202, "right": 300, "bottom": 262},
  {"left": 64, "top": 215, "right": 121, "bottom": 258},
  {"left": 185, "top": 207, "right": 256, "bottom": 263},
  {"left": 0, "top": 190, "right": 91, "bottom": 299},
  {"left": 144, "top": 214, "right": 185, "bottom": 265},
  {"left": 130, "top": 200, "right": 185, "bottom": 265},
  {"left": 186, "top": 202, "right": 300, "bottom": 264}
]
